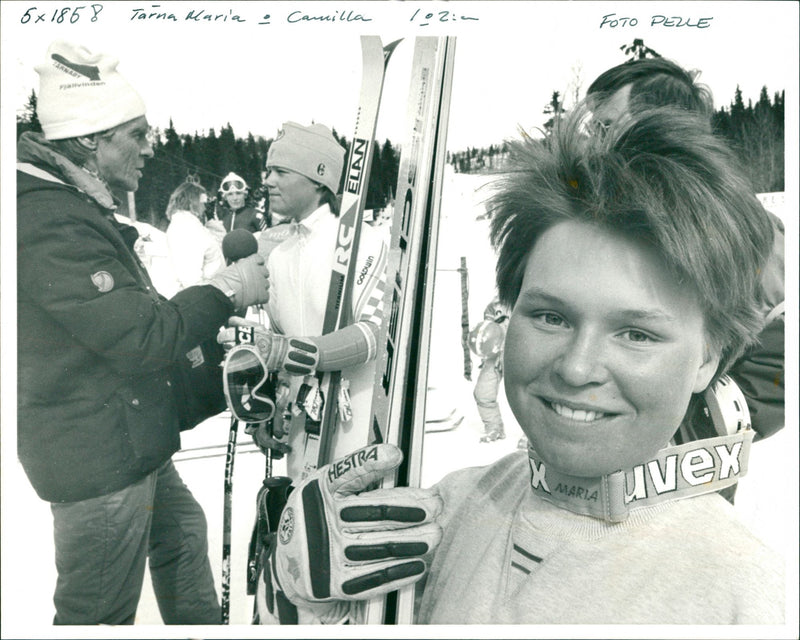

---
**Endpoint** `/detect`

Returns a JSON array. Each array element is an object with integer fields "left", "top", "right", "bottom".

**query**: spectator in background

[
  {"left": 586, "top": 56, "right": 785, "bottom": 443},
  {"left": 587, "top": 56, "right": 714, "bottom": 128},
  {"left": 210, "top": 171, "right": 267, "bottom": 234},
  {"left": 165, "top": 181, "right": 225, "bottom": 292},
  {"left": 470, "top": 296, "right": 509, "bottom": 443}
]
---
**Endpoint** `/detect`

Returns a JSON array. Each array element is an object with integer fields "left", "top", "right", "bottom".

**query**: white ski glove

[
  {"left": 206, "top": 253, "right": 270, "bottom": 312},
  {"left": 267, "top": 444, "right": 442, "bottom": 621},
  {"left": 217, "top": 324, "right": 319, "bottom": 376}
]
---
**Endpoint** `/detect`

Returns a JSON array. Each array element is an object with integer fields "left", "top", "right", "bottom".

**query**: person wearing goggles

[{"left": 209, "top": 171, "right": 266, "bottom": 235}]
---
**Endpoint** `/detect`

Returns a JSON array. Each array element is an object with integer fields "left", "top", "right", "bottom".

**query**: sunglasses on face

[
  {"left": 221, "top": 180, "right": 246, "bottom": 193},
  {"left": 223, "top": 344, "right": 276, "bottom": 423}
]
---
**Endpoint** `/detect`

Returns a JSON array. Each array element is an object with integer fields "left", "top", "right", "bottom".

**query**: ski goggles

[
  {"left": 223, "top": 344, "right": 276, "bottom": 423},
  {"left": 220, "top": 179, "right": 246, "bottom": 193}
]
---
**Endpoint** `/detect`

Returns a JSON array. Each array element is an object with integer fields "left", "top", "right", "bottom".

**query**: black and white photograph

[{"left": 1, "top": 1, "right": 797, "bottom": 637}]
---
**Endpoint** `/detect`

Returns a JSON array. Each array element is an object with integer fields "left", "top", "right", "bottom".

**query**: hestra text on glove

[{"left": 272, "top": 444, "right": 442, "bottom": 607}]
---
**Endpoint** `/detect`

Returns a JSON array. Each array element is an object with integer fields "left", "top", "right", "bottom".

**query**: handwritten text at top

[{"left": 19, "top": 5, "right": 481, "bottom": 27}]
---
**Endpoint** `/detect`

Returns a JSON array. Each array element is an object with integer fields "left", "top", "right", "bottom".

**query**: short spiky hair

[
  {"left": 587, "top": 57, "right": 714, "bottom": 119},
  {"left": 488, "top": 105, "right": 773, "bottom": 378}
]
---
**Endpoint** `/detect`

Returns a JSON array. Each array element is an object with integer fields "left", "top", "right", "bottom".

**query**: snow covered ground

[{"left": 2, "top": 169, "right": 796, "bottom": 635}]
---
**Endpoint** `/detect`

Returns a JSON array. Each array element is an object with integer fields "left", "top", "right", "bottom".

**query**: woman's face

[{"left": 504, "top": 220, "right": 719, "bottom": 477}]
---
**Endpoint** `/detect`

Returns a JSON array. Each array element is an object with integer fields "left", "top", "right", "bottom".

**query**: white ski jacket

[
  {"left": 266, "top": 204, "right": 388, "bottom": 477},
  {"left": 166, "top": 210, "right": 225, "bottom": 294}
]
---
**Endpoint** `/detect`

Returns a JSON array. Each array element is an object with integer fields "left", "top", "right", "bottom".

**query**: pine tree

[
  {"left": 543, "top": 91, "right": 565, "bottom": 133},
  {"left": 16, "top": 89, "right": 42, "bottom": 137},
  {"left": 620, "top": 38, "right": 661, "bottom": 61}
]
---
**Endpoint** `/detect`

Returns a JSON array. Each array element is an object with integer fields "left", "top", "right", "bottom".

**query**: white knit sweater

[{"left": 417, "top": 451, "right": 784, "bottom": 624}]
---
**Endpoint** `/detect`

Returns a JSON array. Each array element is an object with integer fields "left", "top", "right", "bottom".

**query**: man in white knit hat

[
  {"left": 224, "top": 122, "right": 388, "bottom": 480},
  {"left": 17, "top": 40, "right": 270, "bottom": 625}
]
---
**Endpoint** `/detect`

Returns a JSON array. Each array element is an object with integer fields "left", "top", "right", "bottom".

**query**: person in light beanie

[
  {"left": 220, "top": 121, "right": 389, "bottom": 482},
  {"left": 17, "top": 40, "right": 270, "bottom": 625}
]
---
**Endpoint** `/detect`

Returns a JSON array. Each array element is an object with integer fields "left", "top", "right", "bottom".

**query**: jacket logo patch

[
  {"left": 186, "top": 345, "right": 205, "bottom": 368},
  {"left": 90, "top": 271, "right": 114, "bottom": 293}
]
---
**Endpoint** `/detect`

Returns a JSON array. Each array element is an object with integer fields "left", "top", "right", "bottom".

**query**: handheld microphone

[{"left": 222, "top": 229, "right": 258, "bottom": 265}]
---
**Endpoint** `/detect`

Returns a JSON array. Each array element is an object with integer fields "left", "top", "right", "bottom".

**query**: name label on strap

[{"left": 527, "top": 429, "right": 754, "bottom": 522}]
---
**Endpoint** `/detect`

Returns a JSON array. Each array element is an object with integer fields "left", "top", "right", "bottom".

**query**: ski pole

[
  {"left": 221, "top": 414, "right": 239, "bottom": 624},
  {"left": 459, "top": 256, "right": 472, "bottom": 381},
  {"left": 247, "top": 389, "right": 295, "bottom": 621},
  {"left": 247, "top": 444, "right": 272, "bottom": 598},
  {"left": 248, "top": 452, "right": 293, "bottom": 623},
  {"left": 257, "top": 472, "right": 294, "bottom": 623}
]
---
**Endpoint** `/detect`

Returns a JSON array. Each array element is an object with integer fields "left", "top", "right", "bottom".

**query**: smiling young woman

[{"left": 252, "top": 103, "right": 782, "bottom": 626}]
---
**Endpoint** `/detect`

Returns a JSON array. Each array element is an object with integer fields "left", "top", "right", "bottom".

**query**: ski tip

[
  {"left": 384, "top": 38, "right": 404, "bottom": 63},
  {"left": 385, "top": 38, "right": 404, "bottom": 52}
]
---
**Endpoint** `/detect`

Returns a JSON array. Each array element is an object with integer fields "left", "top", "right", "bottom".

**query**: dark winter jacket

[
  {"left": 727, "top": 213, "right": 786, "bottom": 440},
  {"left": 216, "top": 203, "right": 264, "bottom": 233},
  {"left": 17, "top": 133, "right": 233, "bottom": 503}
]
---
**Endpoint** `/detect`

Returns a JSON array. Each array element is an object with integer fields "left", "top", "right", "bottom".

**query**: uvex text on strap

[{"left": 527, "top": 428, "right": 754, "bottom": 523}]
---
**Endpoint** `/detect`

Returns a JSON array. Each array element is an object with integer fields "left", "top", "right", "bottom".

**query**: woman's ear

[{"left": 692, "top": 341, "right": 722, "bottom": 394}]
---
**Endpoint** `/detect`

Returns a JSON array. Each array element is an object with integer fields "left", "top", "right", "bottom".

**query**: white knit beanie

[
  {"left": 35, "top": 40, "right": 146, "bottom": 140},
  {"left": 266, "top": 122, "right": 345, "bottom": 194}
]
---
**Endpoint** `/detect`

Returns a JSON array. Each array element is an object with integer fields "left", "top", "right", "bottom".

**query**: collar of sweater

[
  {"left": 525, "top": 427, "right": 753, "bottom": 523},
  {"left": 17, "top": 132, "right": 117, "bottom": 211},
  {"left": 290, "top": 203, "right": 333, "bottom": 237}
]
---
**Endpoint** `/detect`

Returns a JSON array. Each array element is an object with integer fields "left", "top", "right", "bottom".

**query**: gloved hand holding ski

[
  {"left": 217, "top": 324, "right": 319, "bottom": 376},
  {"left": 272, "top": 444, "right": 442, "bottom": 615}
]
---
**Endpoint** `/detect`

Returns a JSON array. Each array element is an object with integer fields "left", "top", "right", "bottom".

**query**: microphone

[{"left": 222, "top": 229, "right": 258, "bottom": 265}]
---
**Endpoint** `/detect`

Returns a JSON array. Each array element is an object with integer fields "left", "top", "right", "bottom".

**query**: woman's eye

[
  {"left": 622, "top": 329, "right": 654, "bottom": 343},
  {"left": 533, "top": 312, "right": 566, "bottom": 327}
]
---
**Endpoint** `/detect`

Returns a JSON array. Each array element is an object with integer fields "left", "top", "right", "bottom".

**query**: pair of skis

[
  {"left": 253, "top": 34, "right": 456, "bottom": 625},
  {"left": 304, "top": 33, "right": 455, "bottom": 491},
  {"left": 298, "top": 36, "right": 402, "bottom": 476},
  {"left": 237, "top": 35, "right": 401, "bottom": 626},
  {"left": 359, "top": 34, "right": 456, "bottom": 625}
]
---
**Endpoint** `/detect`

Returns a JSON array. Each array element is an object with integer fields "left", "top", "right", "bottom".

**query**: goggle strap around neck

[{"left": 527, "top": 429, "right": 754, "bottom": 523}]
